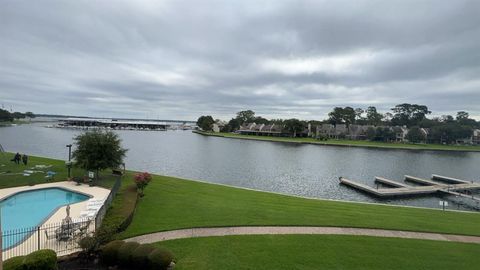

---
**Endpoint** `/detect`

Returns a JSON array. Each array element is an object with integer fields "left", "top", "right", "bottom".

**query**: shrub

[
  {"left": 78, "top": 236, "right": 98, "bottom": 255},
  {"left": 134, "top": 172, "right": 152, "bottom": 196},
  {"left": 131, "top": 244, "right": 156, "bottom": 268},
  {"left": 148, "top": 247, "right": 174, "bottom": 270},
  {"left": 4, "top": 256, "right": 25, "bottom": 270},
  {"left": 117, "top": 241, "right": 140, "bottom": 267},
  {"left": 100, "top": 240, "right": 125, "bottom": 266},
  {"left": 23, "top": 249, "right": 57, "bottom": 270}
]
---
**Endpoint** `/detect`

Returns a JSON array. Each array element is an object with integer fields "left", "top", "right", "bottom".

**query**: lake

[{"left": 1, "top": 122, "right": 480, "bottom": 211}]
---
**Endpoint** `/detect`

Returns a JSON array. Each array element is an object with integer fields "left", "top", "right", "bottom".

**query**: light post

[{"left": 66, "top": 144, "right": 72, "bottom": 178}]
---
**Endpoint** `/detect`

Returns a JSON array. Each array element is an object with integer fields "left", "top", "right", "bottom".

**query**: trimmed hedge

[
  {"left": 131, "top": 244, "right": 156, "bottom": 268},
  {"left": 100, "top": 240, "right": 125, "bottom": 266},
  {"left": 6, "top": 249, "right": 58, "bottom": 270},
  {"left": 101, "top": 240, "right": 174, "bottom": 269},
  {"left": 117, "top": 241, "right": 140, "bottom": 266},
  {"left": 4, "top": 256, "right": 26, "bottom": 270},
  {"left": 148, "top": 247, "right": 174, "bottom": 270}
]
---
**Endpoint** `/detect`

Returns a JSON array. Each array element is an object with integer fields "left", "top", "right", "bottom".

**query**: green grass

[
  {"left": 121, "top": 175, "right": 480, "bottom": 238},
  {"left": 194, "top": 131, "right": 480, "bottom": 152},
  {"left": 158, "top": 235, "right": 480, "bottom": 270},
  {"left": 0, "top": 153, "right": 118, "bottom": 189}
]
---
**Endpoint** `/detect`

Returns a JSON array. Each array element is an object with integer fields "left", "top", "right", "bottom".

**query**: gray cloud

[{"left": 1, "top": 0, "right": 479, "bottom": 120}]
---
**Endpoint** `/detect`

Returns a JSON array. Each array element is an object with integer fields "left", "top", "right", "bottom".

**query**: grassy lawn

[
  {"left": 158, "top": 235, "right": 480, "bottom": 270},
  {"left": 194, "top": 131, "right": 480, "bottom": 152},
  {"left": 121, "top": 174, "right": 480, "bottom": 238},
  {"left": 0, "top": 153, "right": 118, "bottom": 189}
]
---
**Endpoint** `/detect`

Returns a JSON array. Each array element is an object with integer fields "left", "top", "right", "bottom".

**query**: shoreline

[{"left": 193, "top": 130, "right": 480, "bottom": 153}]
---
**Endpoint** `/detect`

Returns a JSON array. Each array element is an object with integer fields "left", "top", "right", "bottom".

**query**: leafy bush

[
  {"left": 131, "top": 244, "right": 156, "bottom": 268},
  {"left": 134, "top": 172, "right": 152, "bottom": 196},
  {"left": 117, "top": 241, "right": 140, "bottom": 267},
  {"left": 100, "top": 240, "right": 125, "bottom": 266},
  {"left": 78, "top": 236, "right": 98, "bottom": 254},
  {"left": 148, "top": 247, "right": 174, "bottom": 270},
  {"left": 4, "top": 256, "right": 25, "bottom": 270},
  {"left": 23, "top": 249, "right": 57, "bottom": 270}
]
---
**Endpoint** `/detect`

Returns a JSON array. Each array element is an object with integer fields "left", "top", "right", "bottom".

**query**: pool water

[{"left": 0, "top": 188, "right": 89, "bottom": 249}]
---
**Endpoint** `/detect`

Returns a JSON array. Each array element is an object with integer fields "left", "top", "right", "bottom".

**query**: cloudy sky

[{"left": 1, "top": 0, "right": 479, "bottom": 121}]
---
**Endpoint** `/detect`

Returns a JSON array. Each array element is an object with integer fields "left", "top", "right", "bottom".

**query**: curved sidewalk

[{"left": 125, "top": 226, "right": 480, "bottom": 244}]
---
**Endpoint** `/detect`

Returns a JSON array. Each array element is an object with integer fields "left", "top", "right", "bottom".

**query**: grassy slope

[
  {"left": 194, "top": 131, "right": 480, "bottom": 152},
  {"left": 122, "top": 175, "right": 480, "bottom": 238},
  {"left": 0, "top": 153, "right": 118, "bottom": 189},
  {"left": 158, "top": 235, "right": 480, "bottom": 270}
]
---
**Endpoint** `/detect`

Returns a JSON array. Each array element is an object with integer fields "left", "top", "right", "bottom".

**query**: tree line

[
  {"left": 0, "top": 108, "right": 35, "bottom": 122},
  {"left": 197, "top": 103, "right": 480, "bottom": 144}
]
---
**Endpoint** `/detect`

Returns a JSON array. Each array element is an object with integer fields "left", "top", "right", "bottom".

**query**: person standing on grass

[
  {"left": 11, "top": 152, "right": 21, "bottom": 164},
  {"left": 22, "top": 154, "right": 28, "bottom": 165}
]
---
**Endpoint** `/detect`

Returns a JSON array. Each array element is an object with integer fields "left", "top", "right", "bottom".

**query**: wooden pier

[{"left": 340, "top": 175, "right": 480, "bottom": 198}]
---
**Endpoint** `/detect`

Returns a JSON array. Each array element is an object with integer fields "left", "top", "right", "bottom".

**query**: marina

[{"left": 50, "top": 118, "right": 196, "bottom": 131}]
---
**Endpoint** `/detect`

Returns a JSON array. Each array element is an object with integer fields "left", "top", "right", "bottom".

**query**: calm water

[
  {"left": 1, "top": 187, "right": 89, "bottom": 248},
  {"left": 1, "top": 123, "right": 480, "bottom": 210}
]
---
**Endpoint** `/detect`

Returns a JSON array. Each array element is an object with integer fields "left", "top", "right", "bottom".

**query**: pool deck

[{"left": 0, "top": 181, "right": 110, "bottom": 258}]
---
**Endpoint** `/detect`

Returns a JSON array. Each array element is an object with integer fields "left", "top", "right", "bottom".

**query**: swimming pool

[{"left": 0, "top": 187, "right": 89, "bottom": 249}]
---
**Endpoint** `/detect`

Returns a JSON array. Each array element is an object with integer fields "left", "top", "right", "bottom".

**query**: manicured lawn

[
  {"left": 194, "top": 131, "right": 480, "bottom": 152},
  {"left": 0, "top": 153, "right": 118, "bottom": 189},
  {"left": 158, "top": 235, "right": 480, "bottom": 270},
  {"left": 121, "top": 175, "right": 480, "bottom": 238}
]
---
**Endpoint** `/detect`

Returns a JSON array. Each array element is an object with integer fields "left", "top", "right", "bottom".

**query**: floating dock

[{"left": 340, "top": 175, "right": 480, "bottom": 198}]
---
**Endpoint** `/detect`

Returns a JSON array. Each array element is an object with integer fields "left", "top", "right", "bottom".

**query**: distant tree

[
  {"left": 328, "top": 107, "right": 344, "bottom": 125},
  {"left": 72, "top": 130, "right": 127, "bottom": 179},
  {"left": 366, "top": 106, "right": 383, "bottom": 126},
  {"left": 25, "top": 112, "right": 35, "bottom": 118},
  {"left": 196, "top": 115, "right": 215, "bottom": 131},
  {"left": 236, "top": 110, "right": 255, "bottom": 124},
  {"left": 430, "top": 123, "right": 473, "bottom": 144},
  {"left": 441, "top": 115, "right": 454, "bottom": 123},
  {"left": 366, "top": 127, "right": 376, "bottom": 141},
  {"left": 406, "top": 127, "right": 425, "bottom": 143},
  {"left": 283, "top": 118, "right": 306, "bottom": 137},
  {"left": 354, "top": 108, "right": 365, "bottom": 122},
  {"left": 223, "top": 118, "right": 241, "bottom": 132},
  {"left": 391, "top": 103, "right": 431, "bottom": 127},
  {"left": 0, "top": 109, "right": 13, "bottom": 122},
  {"left": 456, "top": 111, "right": 469, "bottom": 121},
  {"left": 375, "top": 127, "right": 395, "bottom": 142},
  {"left": 254, "top": 116, "right": 270, "bottom": 125},
  {"left": 328, "top": 107, "right": 356, "bottom": 127},
  {"left": 342, "top": 107, "right": 356, "bottom": 127},
  {"left": 11, "top": 112, "right": 25, "bottom": 119}
]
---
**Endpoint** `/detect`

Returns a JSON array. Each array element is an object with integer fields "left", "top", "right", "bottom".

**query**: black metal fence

[
  {"left": 2, "top": 218, "right": 94, "bottom": 259},
  {"left": 2, "top": 177, "right": 122, "bottom": 259}
]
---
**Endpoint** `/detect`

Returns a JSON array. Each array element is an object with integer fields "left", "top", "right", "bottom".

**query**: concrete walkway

[{"left": 125, "top": 226, "right": 480, "bottom": 244}]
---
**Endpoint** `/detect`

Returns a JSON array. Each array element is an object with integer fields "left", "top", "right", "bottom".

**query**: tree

[
  {"left": 366, "top": 127, "right": 376, "bottom": 141},
  {"left": 254, "top": 116, "right": 270, "bottom": 125},
  {"left": 223, "top": 118, "right": 241, "bottom": 132},
  {"left": 430, "top": 123, "right": 473, "bottom": 144},
  {"left": 25, "top": 112, "right": 36, "bottom": 118},
  {"left": 236, "top": 110, "right": 255, "bottom": 124},
  {"left": 11, "top": 112, "right": 25, "bottom": 119},
  {"left": 391, "top": 103, "right": 431, "bottom": 127},
  {"left": 406, "top": 127, "right": 425, "bottom": 143},
  {"left": 72, "top": 130, "right": 127, "bottom": 179},
  {"left": 354, "top": 108, "right": 365, "bottom": 122},
  {"left": 134, "top": 172, "right": 152, "bottom": 197},
  {"left": 283, "top": 118, "right": 306, "bottom": 137},
  {"left": 0, "top": 108, "right": 13, "bottom": 122},
  {"left": 196, "top": 115, "right": 215, "bottom": 131},
  {"left": 366, "top": 106, "right": 383, "bottom": 126},
  {"left": 328, "top": 107, "right": 356, "bottom": 127},
  {"left": 328, "top": 107, "right": 344, "bottom": 125},
  {"left": 456, "top": 111, "right": 469, "bottom": 121}
]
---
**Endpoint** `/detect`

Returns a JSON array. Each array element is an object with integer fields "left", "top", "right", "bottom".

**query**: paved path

[{"left": 125, "top": 226, "right": 480, "bottom": 244}]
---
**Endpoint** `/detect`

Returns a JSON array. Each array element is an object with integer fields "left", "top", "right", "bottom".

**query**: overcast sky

[{"left": 1, "top": 0, "right": 479, "bottom": 121}]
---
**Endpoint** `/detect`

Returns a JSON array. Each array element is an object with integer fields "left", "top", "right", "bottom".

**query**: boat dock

[{"left": 340, "top": 175, "right": 480, "bottom": 198}]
